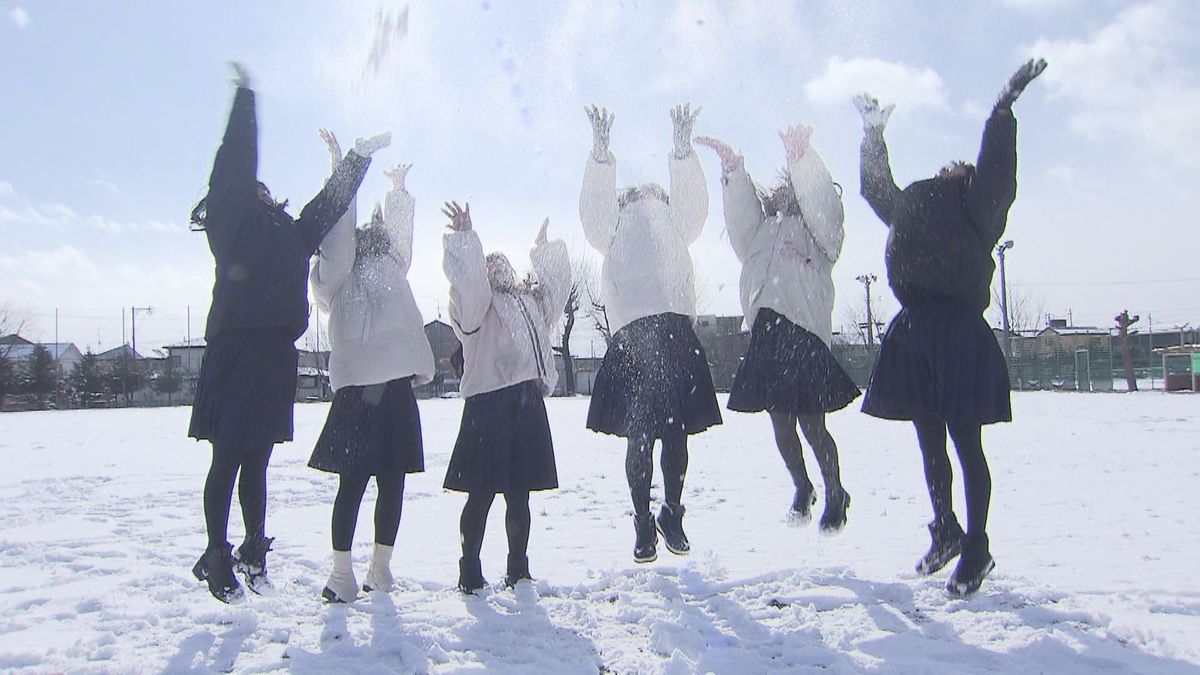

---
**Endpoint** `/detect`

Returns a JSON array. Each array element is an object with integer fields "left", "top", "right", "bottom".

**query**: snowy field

[{"left": 0, "top": 392, "right": 1197, "bottom": 674}]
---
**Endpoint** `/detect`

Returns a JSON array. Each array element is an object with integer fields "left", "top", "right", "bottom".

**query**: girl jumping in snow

[
  {"left": 856, "top": 58, "right": 1047, "bottom": 597},
  {"left": 441, "top": 202, "right": 571, "bottom": 593},
  {"left": 696, "top": 124, "right": 858, "bottom": 533},
  {"left": 188, "top": 63, "right": 388, "bottom": 603},
  {"left": 307, "top": 130, "right": 434, "bottom": 604},
  {"left": 580, "top": 103, "right": 722, "bottom": 564}
]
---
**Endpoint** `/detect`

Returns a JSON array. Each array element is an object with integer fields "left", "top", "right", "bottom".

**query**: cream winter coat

[
  {"left": 443, "top": 230, "right": 571, "bottom": 398},
  {"left": 310, "top": 186, "right": 435, "bottom": 391},
  {"left": 579, "top": 151, "right": 709, "bottom": 334},
  {"left": 722, "top": 147, "right": 844, "bottom": 347}
]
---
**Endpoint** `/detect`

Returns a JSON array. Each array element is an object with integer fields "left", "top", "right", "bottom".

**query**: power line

[{"left": 1022, "top": 276, "right": 1200, "bottom": 288}]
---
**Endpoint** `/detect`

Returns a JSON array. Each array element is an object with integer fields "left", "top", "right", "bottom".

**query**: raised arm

[
  {"left": 696, "top": 136, "right": 761, "bottom": 262},
  {"left": 441, "top": 202, "right": 492, "bottom": 335},
  {"left": 854, "top": 93, "right": 902, "bottom": 227},
  {"left": 529, "top": 219, "right": 571, "bottom": 331},
  {"left": 383, "top": 164, "right": 415, "bottom": 273},
  {"left": 202, "top": 64, "right": 258, "bottom": 256},
  {"left": 668, "top": 103, "right": 708, "bottom": 243},
  {"left": 293, "top": 132, "right": 389, "bottom": 255},
  {"left": 783, "top": 124, "right": 845, "bottom": 262},
  {"left": 579, "top": 105, "right": 619, "bottom": 255},
  {"left": 310, "top": 129, "right": 357, "bottom": 310}
]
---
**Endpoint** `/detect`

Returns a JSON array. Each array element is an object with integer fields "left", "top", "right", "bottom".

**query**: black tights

[
  {"left": 913, "top": 420, "right": 991, "bottom": 537},
  {"left": 459, "top": 490, "right": 531, "bottom": 561},
  {"left": 203, "top": 443, "right": 273, "bottom": 549},
  {"left": 768, "top": 412, "right": 844, "bottom": 497},
  {"left": 626, "top": 431, "right": 689, "bottom": 516},
  {"left": 331, "top": 471, "right": 407, "bottom": 552}
]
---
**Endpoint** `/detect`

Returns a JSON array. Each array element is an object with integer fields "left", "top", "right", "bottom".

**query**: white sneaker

[
  {"left": 322, "top": 550, "right": 359, "bottom": 603},
  {"left": 363, "top": 543, "right": 395, "bottom": 593}
]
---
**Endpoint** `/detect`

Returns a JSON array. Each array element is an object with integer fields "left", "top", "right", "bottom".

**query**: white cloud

[
  {"left": 804, "top": 57, "right": 950, "bottom": 112},
  {"left": 0, "top": 246, "right": 99, "bottom": 279},
  {"left": 9, "top": 6, "right": 29, "bottom": 29},
  {"left": 89, "top": 178, "right": 120, "bottom": 195},
  {"left": 0, "top": 181, "right": 13, "bottom": 198},
  {"left": 1026, "top": 2, "right": 1200, "bottom": 162},
  {"left": 0, "top": 183, "right": 180, "bottom": 233}
]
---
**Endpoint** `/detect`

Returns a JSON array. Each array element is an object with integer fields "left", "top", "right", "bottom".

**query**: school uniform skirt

[
  {"left": 586, "top": 312, "right": 723, "bottom": 440},
  {"left": 862, "top": 298, "right": 1012, "bottom": 425},
  {"left": 308, "top": 377, "right": 424, "bottom": 477},
  {"left": 728, "top": 308, "right": 860, "bottom": 416},
  {"left": 444, "top": 380, "right": 558, "bottom": 494},
  {"left": 188, "top": 329, "right": 297, "bottom": 449}
]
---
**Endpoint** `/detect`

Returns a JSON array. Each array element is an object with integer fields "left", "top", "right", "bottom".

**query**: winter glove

[
  {"left": 441, "top": 201, "right": 472, "bottom": 232},
  {"left": 585, "top": 104, "right": 615, "bottom": 163},
  {"left": 353, "top": 132, "right": 392, "bottom": 158},
  {"left": 319, "top": 129, "right": 342, "bottom": 170},
  {"left": 671, "top": 103, "right": 702, "bottom": 159},
  {"left": 694, "top": 136, "right": 744, "bottom": 175},
  {"left": 779, "top": 123, "right": 814, "bottom": 163},
  {"left": 853, "top": 93, "right": 894, "bottom": 132},
  {"left": 385, "top": 163, "right": 412, "bottom": 191},
  {"left": 229, "top": 61, "right": 252, "bottom": 89},
  {"left": 995, "top": 58, "right": 1048, "bottom": 111}
]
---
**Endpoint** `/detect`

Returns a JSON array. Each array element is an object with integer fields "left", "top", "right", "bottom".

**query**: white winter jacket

[
  {"left": 310, "top": 186, "right": 435, "bottom": 391},
  {"left": 443, "top": 230, "right": 571, "bottom": 399},
  {"left": 723, "top": 147, "right": 844, "bottom": 346},
  {"left": 579, "top": 151, "right": 709, "bottom": 334}
]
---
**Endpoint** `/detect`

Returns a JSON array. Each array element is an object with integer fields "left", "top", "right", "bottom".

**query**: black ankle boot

[
  {"left": 233, "top": 535, "right": 275, "bottom": 595},
  {"left": 633, "top": 512, "right": 658, "bottom": 563},
  {"left": 458, "top": 557, "right": 487, "bottom": 594},
  {"left": 916, "top": 517, "right": 965, "bottom": 576},
  {"left": 947, "top": 533, "right": 995, "bottom": 598},
  {"left": 192, "top": 542, "right": 244, "bottom": 604},
  {"left": 504, "top": 553, "right": 532, "bottom": 587},
  {"left": 656, "top": 503, "right": 690, "bottom": 555},
  {"left": 787, "top": 482, "right": 818, "bottom": 526},
  {"left": 819, "top": 488, "right": 851, "bottom": 535}
]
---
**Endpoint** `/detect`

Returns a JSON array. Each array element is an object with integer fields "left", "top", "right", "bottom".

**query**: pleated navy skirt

[
  {"left": 862, "top": 298, "right": 1011, "bottom": 425},
  {"left": 309, "top": 377, "right": 424, "bottom": 476},
  {"left": 188, "top": 329, "right": 297, "bottom": 449},
  {"left": 444, "top": 380, "right": 558, "bottom": 494},
  {"left": 728, "top": 308, "right": 860, "bottom": 416},
  {"left": 586, "top": 312, "right": 723, "bottom": 440}
]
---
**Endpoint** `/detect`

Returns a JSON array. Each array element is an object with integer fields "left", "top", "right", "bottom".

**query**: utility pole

[
  {"left": 996, "top": 240, "right": 1014, "bottom": 358},
  {"left": 1115, "top": 310, "right": 1140, "bottom": 393},
  {"left": 130, "top": 306, "right": 152, "bottom": 406},
  {"left": 856, "top": 274, "right": 878, "bottom": 349}
]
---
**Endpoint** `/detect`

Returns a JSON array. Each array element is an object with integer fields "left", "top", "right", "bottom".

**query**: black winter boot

[
  {"left": 233, "top": 535, "right": 275, "bottom": 595},
  {"left": 947, "top": 533, "right": 995, "bottom": 598},
  {"left": 819, "top": 488, "right": 851, "bottom": 535},
  {"left": 458, "top": 557, "right": 487, "bottom": 594},
  {"left": 656, "top": 503, "right": 691, "bottom": 555},
  {"left": 192, "top": 542, "right": 244, "bottom": 604},
  {"left": 633, "top": 512, "right": 658, "bottom": 563},
  {"left": 504, "top": 553, "right": 532, "bottom": 587},
  {"left": 916, "top": 517, "right": 965, "bottom": 576},
  {"left": 787, "top": 483, "right": 818, "bottom": 527}
]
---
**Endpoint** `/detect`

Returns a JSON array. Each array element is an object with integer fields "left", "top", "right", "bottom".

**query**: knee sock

[
  {"left": 660, "top": 432, "right": 689, "bottom": 506},
  {"left": 626, "top": 434, "right": 654, "bottom": 516},
  {"left": 331, "top": 473, "right": 370, "bottom": 551},
  {"left": 949, "top": 422, "right": 991, "bottom": 538}
]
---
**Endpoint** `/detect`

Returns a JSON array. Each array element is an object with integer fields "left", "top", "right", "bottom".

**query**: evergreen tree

[
  {"left": 24, "top": 344, "right": 56, "bottom": 408},
  {"left": 71, "top": 350, "right": 106, "bottom": 407},
  {"left": 152, "top": 357, "right": 183, "bottom": 405}
]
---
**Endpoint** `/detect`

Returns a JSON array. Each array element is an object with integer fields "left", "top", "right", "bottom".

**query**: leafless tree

[
  {"left": 991, "top": 282, "right": 1046, "bottom": 335},
  {"left": 552, "top": 248, "right": 598, "bottom": 396},
  {"left": 839, "top": 286, "right": 892, "bottom": 347}
]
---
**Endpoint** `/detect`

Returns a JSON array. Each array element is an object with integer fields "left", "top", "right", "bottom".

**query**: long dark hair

[{"left": 189, "top": 181, "right": 286, "bottom": 232}]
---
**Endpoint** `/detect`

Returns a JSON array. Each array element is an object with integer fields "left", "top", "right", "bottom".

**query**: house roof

[
  {"left": 3, "top": 342, "right": 80, "bottom": 361},
  {"left": 1038, "top": 326, "right": 1110, "bottom": 337},
  {"left": 165, "top": 338, "right": 207, "bottom": 349},
  {"left": 0, "top": 334, "right": 34, "bottom": 345},
  {"left": 96, "top": 344, "right": 144, "bottom": 360}
]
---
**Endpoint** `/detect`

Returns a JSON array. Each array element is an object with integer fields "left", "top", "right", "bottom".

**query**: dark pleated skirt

[
  {"left": 444, "top": 380, "right": 558, "bottom": 494},
  {"left": 862, "top": 298, "right": 1012, "bottom": 425},
  {"left": 309, "top": 377, "right": 424, "bottom": 476},
  {"left": 188, "top": 330, "right": 297, "bottom": 448},
  {"left": 728, "top": 308, "right": 860, "bottom": 415},
  {"left": 586, "top": 312, "right": 723, "bottom": 440}
]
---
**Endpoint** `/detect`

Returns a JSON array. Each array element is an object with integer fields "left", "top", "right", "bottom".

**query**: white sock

[
  {"left": 324, "top": 549, "right": 359, "bottom": 603},
  {"left": 364, "top": 543, "right": 395, "bottom": 592}
]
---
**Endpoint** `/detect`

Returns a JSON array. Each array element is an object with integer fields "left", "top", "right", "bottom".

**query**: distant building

[
  {"left": 416, "top": 319, "right": 462, "bottom": 398},
  {"left": 693, "top": 314, "right": 751, "bottom": 392}
]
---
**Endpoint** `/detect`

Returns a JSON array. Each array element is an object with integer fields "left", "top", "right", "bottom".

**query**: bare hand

[
  {"left": 534, "top": 217, "right": 549, "bottom": 246},
  {"left": 441, "top": 201, "right": 472, "bottom": 232},
  {"left": 996, "top": 58, "right": 1048, "bottom": 110},
  {"left": 852, "top": 93, "right": 894, "bottom": 131},
  {"left": 353, "top": 132, "right": 392, "bottom": 158},
  {"left": 585, "top": 104, "right": 615, "bottom": 163},
  {"left": 671, "top": 103, "right": 702, "bottom": 158},
  {"left": 779, "top": 124, "right": 814, "bottom": 162},
  {"left": 385, "top": 163, "right": 412, "bottom": 190},
  {"left": 318, "top": 128, "right": 342, "bottom": 165},
  {"left": 229, "top": 61, "right": 252, "bottom": 89},
  {"left": 694, "top": 135, "right": 743, "bottom": 174}
]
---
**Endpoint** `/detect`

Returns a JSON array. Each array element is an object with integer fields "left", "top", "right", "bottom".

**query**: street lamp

[
  {"left": 996, "top": 240, "right": 1014, "bottom": 358},
  {"left": 856, "top": 274, "right": 878, "bottom": 349}
]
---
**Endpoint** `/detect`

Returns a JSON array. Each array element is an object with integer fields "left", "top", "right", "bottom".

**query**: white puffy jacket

[
  {"left": 579, "top": 151, "right": 708, "bottom": 334},
  {"left": 443, "top": 230, "right": 571, "bottom": 398},
  {"left": 310, "top": 185, "right": 435, "bottom": 391},
  {"left": 723, "top": 147, "right": 844, "bottom": 346}
]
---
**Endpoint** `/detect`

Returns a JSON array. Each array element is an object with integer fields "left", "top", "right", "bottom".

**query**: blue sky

[{"left": 1, "top": 0, "right": 1197, "bottom": 354}]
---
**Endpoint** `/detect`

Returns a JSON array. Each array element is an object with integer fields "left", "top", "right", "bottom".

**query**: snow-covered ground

[{"left": 1, "top": 391, "right": 1197, "bottom": 673}]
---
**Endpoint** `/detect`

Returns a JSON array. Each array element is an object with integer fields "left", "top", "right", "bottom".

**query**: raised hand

[
  {"left": 671, "top": 103, "right": 702, "bottom": 158},
  {"left": 996, "top": 58, "right": 1048, "bottom": 110},
  {"left": 229, "top": 61, "right": 252, "bottom": 89},
  {"left": 779, "top": 123, "right": 814, "bottom": 162},
  {"left": 694, "top": 135, "right": 743, "bottom": 174},
  {"left": 585, "top": 104, "right": 615, "bottom": 163},
  {"left": 385, "top": 163, "right": 412, "bottom": 190},
  {"left": 441, "top": 201, "right": 472, "bottom": 232},
  {"left": 534, "top": 217, "right": 549, "bottom": 246},
  {"left": 318, "top": 129, "right": 342, "bottom": 168},
  {"left": 353, "top": 132, "right": 392, "bottom": 158},
  {"left": 852, "top": 93, "right": 894, "bottom": 132}
]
